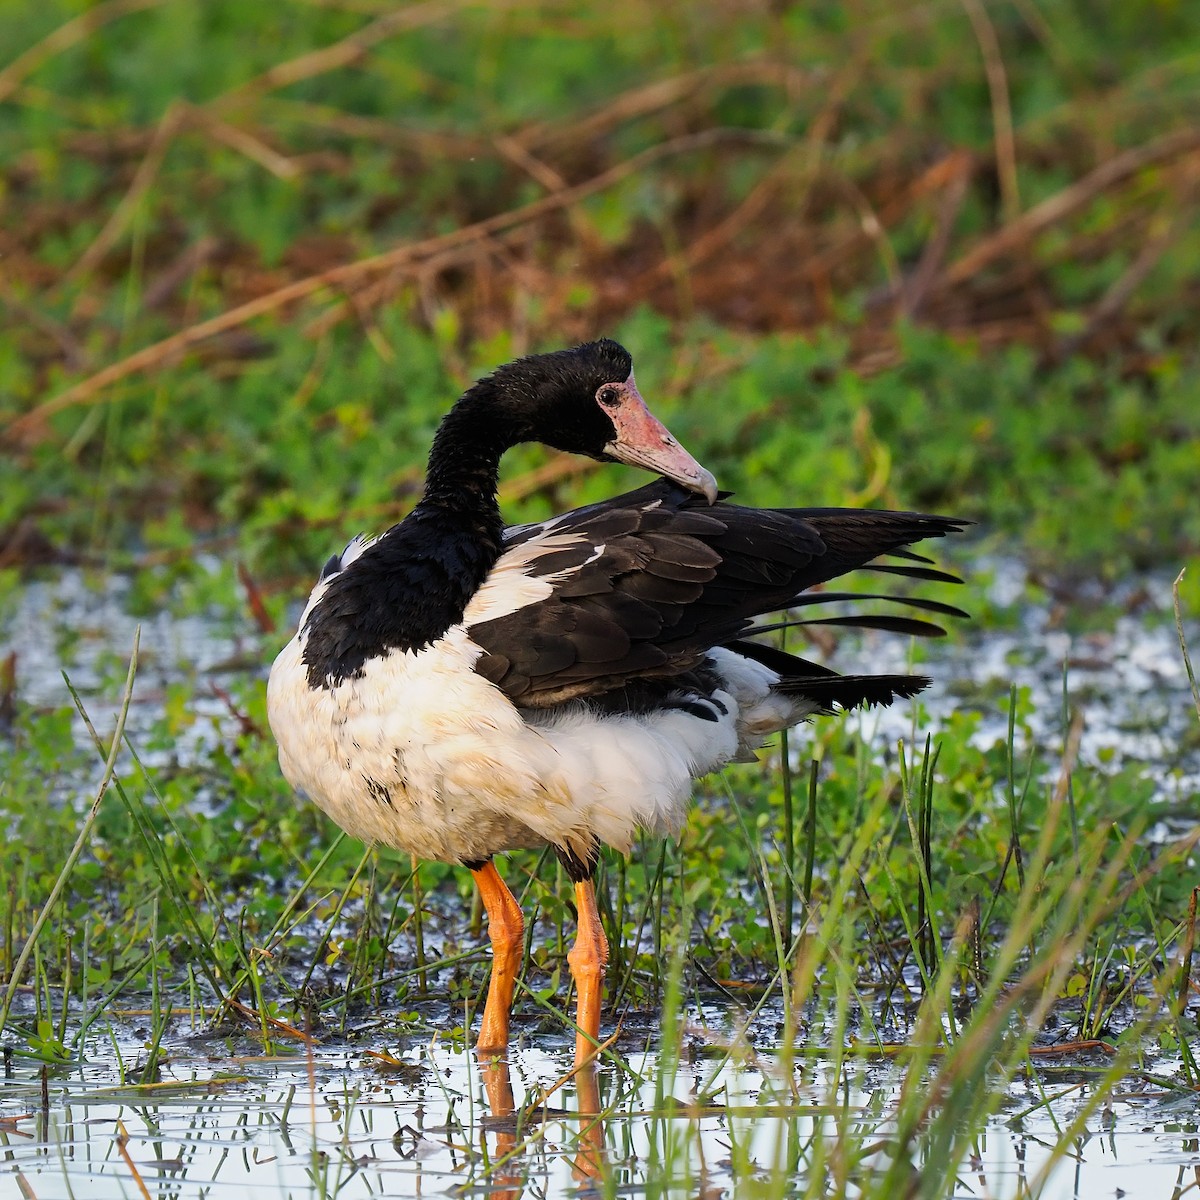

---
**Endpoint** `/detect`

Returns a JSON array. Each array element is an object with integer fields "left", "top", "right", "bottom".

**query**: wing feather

[{"left": 467, "top": 479, "right": 968, "bottom": 707}]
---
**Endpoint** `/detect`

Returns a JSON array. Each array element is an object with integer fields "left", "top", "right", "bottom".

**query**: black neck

[
  {"left": 417, "top": 391, "right": 513, "bottom": 543},
  {"left": 301, "top": 387, "right": 520, "bottom": 687}
]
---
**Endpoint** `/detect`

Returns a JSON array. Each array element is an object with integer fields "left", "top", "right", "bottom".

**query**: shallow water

[
  {"left": 1, "top": 564, "right": 257, "bottom": 771},
  {"left": 849, "top": 555, "right": 1200, "bottom": 799},
  {"left": 2, "top": 1021, "right": 1199, "bottom": 1199}
]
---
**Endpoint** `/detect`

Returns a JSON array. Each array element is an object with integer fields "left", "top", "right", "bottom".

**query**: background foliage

[{"left": 2, "top": 0, "right": 1199, "bottom": 579}]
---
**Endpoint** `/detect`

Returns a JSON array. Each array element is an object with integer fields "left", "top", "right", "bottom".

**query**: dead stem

[
  {"left": 961, "top": 0, "right": 1021, "bottom": 224},
  {"left": 0, "top": 0, "right": 167, "bottom": 105},
  {"left": 937, "top": 126, "right": 1200, "bottom": 289},
  {"left": 65, "top": 101, "right": 188, "bottom": 287},
  {"left": 6, "top": 127, "right": 782, "bottom": 445},
  {"left": 211, "top": 0, "right": 518, "bottom": 114}
]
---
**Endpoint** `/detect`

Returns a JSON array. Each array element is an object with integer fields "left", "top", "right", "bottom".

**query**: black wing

[{"left": 468, "top": 479, "right": 968, "bottom": 708}]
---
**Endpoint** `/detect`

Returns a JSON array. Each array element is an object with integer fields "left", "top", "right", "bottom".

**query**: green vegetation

[
  {"left": 4, "top": 0, "right": 1200, "bottom": 573},
  {"left": 1, "top": 1, "right": 1199, "bottom": 1196}
]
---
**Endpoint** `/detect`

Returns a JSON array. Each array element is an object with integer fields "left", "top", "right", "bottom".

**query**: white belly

[{"left": 266, "top": 624, "right": 760, "bottom": 864}]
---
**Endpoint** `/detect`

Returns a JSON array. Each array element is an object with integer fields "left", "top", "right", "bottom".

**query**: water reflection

[
  {"left": 2, "top": 1033, "right": 1199, "bottom": 1197},
  {"left": 477, "top": 1054, "right": 606, "bottom": 1196}
]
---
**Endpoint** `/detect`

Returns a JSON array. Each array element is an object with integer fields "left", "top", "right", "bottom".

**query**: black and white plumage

[{"left": 266, "top": 338, "right": 968, "bottom": 1059}]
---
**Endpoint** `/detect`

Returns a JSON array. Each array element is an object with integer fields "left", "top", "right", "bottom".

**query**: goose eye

[{"left": 597, "top": 385, "right": 622, "bottom": 409}]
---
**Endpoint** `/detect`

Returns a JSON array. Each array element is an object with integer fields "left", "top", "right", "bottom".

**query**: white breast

[{"left": 266, "top": 621, "right": 762, "bottom": 864}]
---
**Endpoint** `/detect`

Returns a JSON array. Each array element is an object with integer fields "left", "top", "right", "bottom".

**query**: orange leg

[
  {"left": 479, "top": 1057, "right": 523, "bottom": 1200},
  {"left": 566, "top": 878, "right": 609, "bottom": 1064},
  {"left": 572, "top": 1060, "right": 607, "bottom": 1182},
  {"left": 472, "top": 861, "right": 525, "bottom": 1055}
]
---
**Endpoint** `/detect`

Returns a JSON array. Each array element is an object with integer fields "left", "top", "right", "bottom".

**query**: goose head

[{"left": 480, "top": 339, "right": 719, "bottom": 504}]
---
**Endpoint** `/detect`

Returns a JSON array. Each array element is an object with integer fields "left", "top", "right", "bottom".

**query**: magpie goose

[{"left": 266, "top": 338, "right": 968, "bottom": 1062}]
